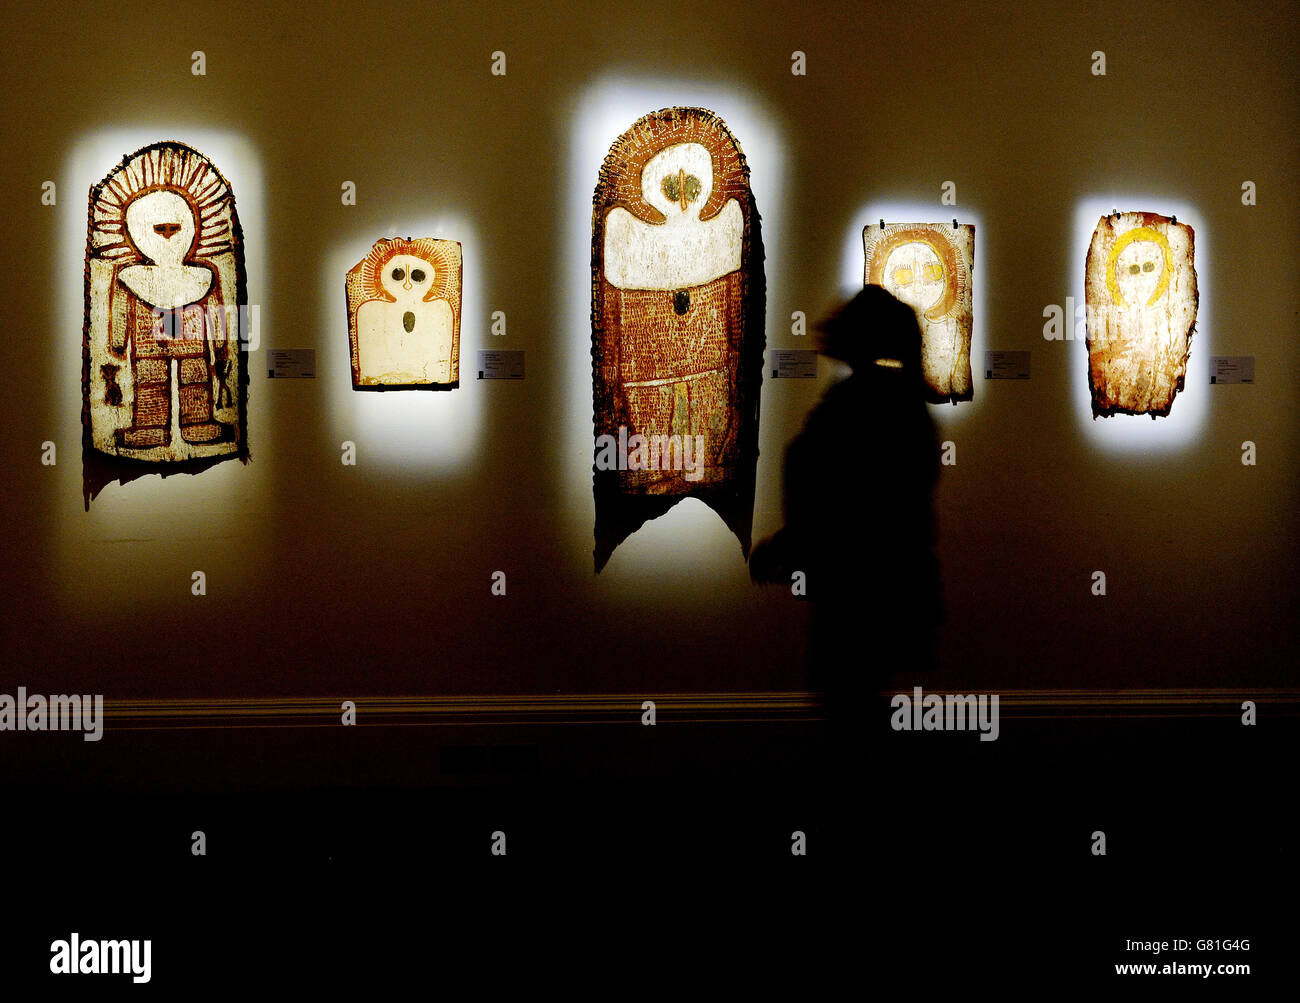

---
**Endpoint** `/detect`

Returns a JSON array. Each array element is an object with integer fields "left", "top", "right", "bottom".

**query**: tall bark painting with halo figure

[
  {"left": 82, "top": 141, "right": 248, "bottom": 502},
  {"left": 591, "top": 106, "right": 765, "bottom": 572}
]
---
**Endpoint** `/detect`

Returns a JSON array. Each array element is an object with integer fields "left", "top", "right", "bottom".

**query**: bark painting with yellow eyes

[
  {"left": 1085, "top": 212, "right": 1197, "bottom": 418},
  {"left": 864, "top": 223, "right": 975, "bottom": 404}
]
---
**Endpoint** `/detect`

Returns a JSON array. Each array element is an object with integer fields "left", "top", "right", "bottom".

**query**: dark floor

[{"left": 1, "top": 711, "right": 1290, "bottom": 991}]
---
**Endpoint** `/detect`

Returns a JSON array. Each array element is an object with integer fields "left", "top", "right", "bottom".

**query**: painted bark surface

[
  {"left": 84, "top": 142, "right": 245, "bottom": 463},
  {"left": 1085, "top": 212, "right": 1197, "bottom": 418},
  {"left": 591, "top": 107, "right": 765, "bottom": 571},
  {"left": 864, "top": 222, "right": 974, "bottom": 404},
  {"left": 347, "top": 237, "right": 462, "bottom": 390}
]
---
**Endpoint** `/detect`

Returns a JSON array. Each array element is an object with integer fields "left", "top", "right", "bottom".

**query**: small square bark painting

[
  {"left": 1085, "top": 212, "right": 1197, "bottom": 418},
  {"left": 864, "top": 222, "right": 975, "bottom": 404},
  {"left": 346, "top": 237, "right": 462, "bottom": 390},
  {"left": 83, "top": 142, "right": 246, "bottom": 470},
  {"left": 591, "top": 107, "right": 765, "bottom": 571}
]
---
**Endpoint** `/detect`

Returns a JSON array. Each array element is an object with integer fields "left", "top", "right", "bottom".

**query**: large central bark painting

[{"left": 591, "top": 107, "right": 765, "bottom": 572}]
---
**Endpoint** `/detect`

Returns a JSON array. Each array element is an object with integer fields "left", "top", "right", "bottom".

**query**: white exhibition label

[
  {"left": 984, "top": 351, "right": 1031, "bottom": 380},
  {"left": 768, "top": 350, "right": 817, "bottom": 379},
  {"left": 1209, "top": 356, "right": 1255, "bottom": 384},
  {"left": 267, "top": 349, "right": 316, "bottom": 379},
  {"left": 476, "top": 350, "right": 525, "bottom": 380}
]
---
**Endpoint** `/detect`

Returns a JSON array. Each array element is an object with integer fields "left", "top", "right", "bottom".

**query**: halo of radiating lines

[{"left": 90, "top": 142, "right": 236, "bottom": 261}]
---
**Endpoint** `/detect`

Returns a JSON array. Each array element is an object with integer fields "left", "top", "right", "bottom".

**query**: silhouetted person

[{"left": 751, "top": 285, "right": 942, "bottom": 745}]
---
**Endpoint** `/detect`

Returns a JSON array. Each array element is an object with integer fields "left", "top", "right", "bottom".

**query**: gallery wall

[{"left": 1, "top": 0, "right": 1296, "bottom": 736}]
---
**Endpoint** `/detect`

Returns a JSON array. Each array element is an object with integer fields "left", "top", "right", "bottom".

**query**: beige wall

[{"left": 1, "top": 0, "right": 1295, "bottom": 706}]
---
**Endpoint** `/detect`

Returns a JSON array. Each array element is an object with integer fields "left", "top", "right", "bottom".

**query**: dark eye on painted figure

[
  {"left": 1129, "top": 264, "right": 1141, "bottom": 274},
  {"left": 392, "top": 268, "right": 405, "bottom": 281},
  {"left": 411, "top": 269, "right": 426, "bottom": 282},
  {"left": 1143, "top": 261, "right": 1156, "bottom": 272}
]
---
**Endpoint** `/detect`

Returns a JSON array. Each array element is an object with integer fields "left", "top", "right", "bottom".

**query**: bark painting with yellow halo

[
  {"left": 863, "top": 222, "right": 974, "bottom": 404},
  {"left": 1085, "top": 212, "right": 1197, "bottom": 418}
]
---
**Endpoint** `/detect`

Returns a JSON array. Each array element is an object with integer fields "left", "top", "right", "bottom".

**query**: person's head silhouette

[{"left": 816, "top": 284, "right": 923, "bottom": 385}]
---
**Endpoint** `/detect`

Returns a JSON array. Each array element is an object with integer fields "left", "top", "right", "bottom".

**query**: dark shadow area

[
  {"left": 81, "top": 448, "right": 249, "bottom": 510},
  {"left": 350, "top": 380, "right": 459, "bottom": 392},
  {"left": 751, "top": 285, "right": 942, "bottom": 792},
  {"left": 2, "top": 713, "right": 1289, "bottom": 991}
]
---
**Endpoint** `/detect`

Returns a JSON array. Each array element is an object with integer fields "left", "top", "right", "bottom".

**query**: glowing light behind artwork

[
  {"left": 1071, "top": 197, "right": 1209, "bottom": 453},
  {"left": 560, "top": 77, "right": 786, "bottom": 583},
  {"left": 53, "top": 129, "right": 268, "bottom": 611},
  {"left": 842, "top": 201, "right": 986, "bottom": 428},
  {"left": 324, "top": 215, "right": 483, "bottom": 475}
]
